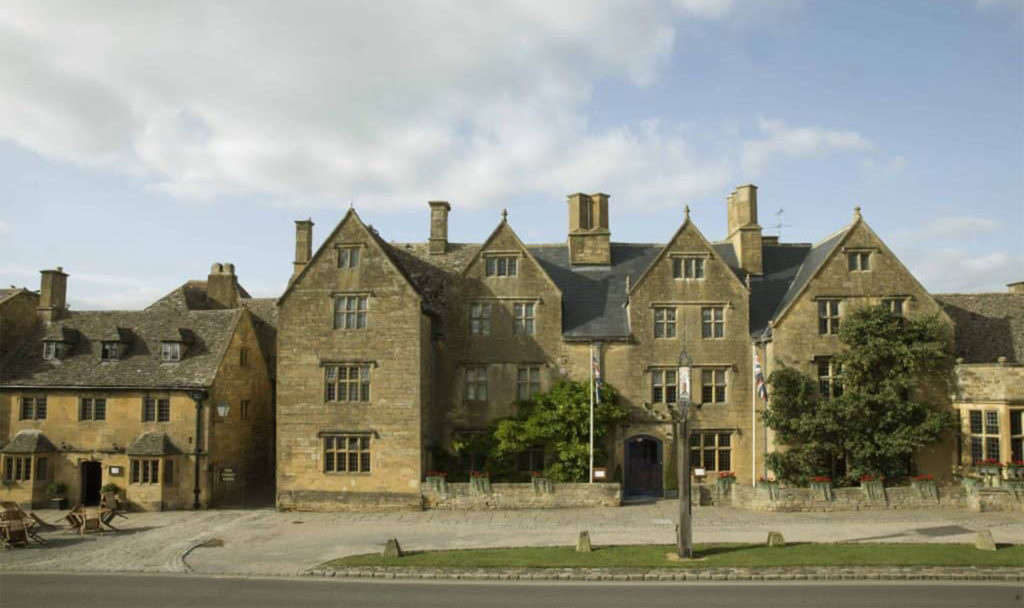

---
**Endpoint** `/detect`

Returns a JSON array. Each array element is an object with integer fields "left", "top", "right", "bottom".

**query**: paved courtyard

[{"left": 1, "top": 502, "right": 1021, "bottom": 576}]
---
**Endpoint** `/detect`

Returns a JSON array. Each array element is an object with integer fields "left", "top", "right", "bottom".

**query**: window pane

[
  {"left": 985, "top": 411, "right": 999, "bottom": 433},
  {"left": 1012, "top": 411, "right": 1023, "bottom": 436},
  {"left": 985, "top": 437, "right": 1000, "bottom": 460},
  {"left": 718, "top": 433, "right": 731, "bottom": 447},
  {"left": 969, "top": 410, "right": 983, "bottom": 434},
  {"left": 718, "top": 450, "right": 731, "bottom": 471}
]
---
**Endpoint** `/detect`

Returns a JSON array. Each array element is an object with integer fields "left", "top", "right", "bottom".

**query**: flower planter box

[
  {"left": 426, "top": 476, "right": 448, "bottom": 494},
  {"left": 961, "top": 477, "right": 982, "bottom": 495},
  {"left": 531, "top": 477, "right": 554, "bottom": 495},
  {"left": 860, "top": 480, "right": 886, "bottom": 502},
  {"left": 757, "top": 482, "right": 780, "bottom": 501},
  {"left": 809, "top": 481, "right": 833, "bottom": 501},
  {"left": 1005, "top": 466, "right": 1024, "bottom": 480},
  {"left": 470, "top": 476, "right": 492, "bottom": 495},
  {"left": 716, "top": 477, "right": 736, "bottom": 495},
  {"left": 912, "top": 479, "right": 938, "bottom": 500}
]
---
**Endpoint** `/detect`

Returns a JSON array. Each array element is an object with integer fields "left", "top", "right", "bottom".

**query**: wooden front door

[{"left": 624, "top": 436, "right": 662, "bottom": 496}]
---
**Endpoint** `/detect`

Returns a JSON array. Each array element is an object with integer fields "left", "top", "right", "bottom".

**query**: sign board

[
  {"left": 678, "top": 365, "right": 691, "bottom": 402},
  {"left": 108, "top": 466, "right": 123, "bottom": 476},
  {"left": 694, "top": 468, "right": 707, "bottom": 478},
  {"left": 592, "top": 467, "right": 607, "bottom": 481},
  {"left": 220, "top": 467, "right": 236, "bottom": 482}
]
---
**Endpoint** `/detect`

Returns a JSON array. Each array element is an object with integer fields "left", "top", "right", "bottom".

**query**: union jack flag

[
  {"left": 754, "top": 348, "right": 769, "bottom": 403},
  {"left": 592, "top": 349, "right": 602, "bottom": 404}
]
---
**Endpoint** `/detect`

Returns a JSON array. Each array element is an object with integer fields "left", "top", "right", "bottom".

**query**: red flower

[
  {"left": 427, "top": 471, "right": 447, "bottom": 478},
  {"left": 859, "top": 474, "right": 876, "bottom": 482},
  {"left": 912, "top": 474, "right": 934, "bottom": 481},
  {"left": 810, "top": 476, "right": 831, "bottom": 483},
  {"left": 718, "top": 471, "right": 736, "bottom": 479},
  {"left": 531, "top": 471, "right": 544, "bottom": 477},
  {"left": 470, "top": 471, "right": 490, "bottom": 479}
]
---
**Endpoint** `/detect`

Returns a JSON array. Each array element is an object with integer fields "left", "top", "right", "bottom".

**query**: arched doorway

[{"left": 624, "top": 435, "right": 662, "bottom": 497}]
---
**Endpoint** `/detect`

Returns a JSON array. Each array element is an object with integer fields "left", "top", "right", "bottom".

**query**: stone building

[
  {"left": 276, "top": 183, "right": 962, "bottom": 510},
  {"left": 0, "top": 264, "right": 277, "bottom": 510},
  {"left": 937, "top": 284, "right": 1024, "bottom": 467}
]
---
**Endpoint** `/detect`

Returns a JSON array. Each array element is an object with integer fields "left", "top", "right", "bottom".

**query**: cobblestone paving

[{"left": 1, "top": 502, "right": 1021, "bottom": 577}]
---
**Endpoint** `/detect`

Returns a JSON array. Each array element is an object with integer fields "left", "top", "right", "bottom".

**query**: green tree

[
  {"left": 491, "top": 380, "right": 628, "bottom": 482},
  {"left": 765, "top": 305, "right": 956, "bottom": 485}
]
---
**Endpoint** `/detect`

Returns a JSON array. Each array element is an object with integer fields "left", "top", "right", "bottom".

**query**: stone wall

[
  {"left": 421, "top": 481, "right": 621, "bottom": 510},
  {"left": 704, "top": 482, "right": 1023, "bottom": 512},
  {"left": 277, "top": 489, "right": 423, "bottom": 512}
]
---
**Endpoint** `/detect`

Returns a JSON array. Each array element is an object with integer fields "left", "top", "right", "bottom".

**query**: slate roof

[
  {"left": 0, "top": 287, "right": 37, "bottom": 305},
  {"left": 147, "top": 280, "right": 252, "bottom": 311},
  {"left": 126, "top": 432, "right": 182, "bottom": 456},
  {"left": 240, "top": 298, "right": 279, "bottom": 378},
  {"left": 530, "top": 244, "right": 662, "bottom": 339},
  {"left": 934, "top": 293, "right": 1024, "bottom": 364},
  {"left": 383, "top": 242, "right": 481, "bottom": 315},
  {"left": 0, "top": 306, "right": 243, "bottom": 389},
  {"left": 2, "top": 430, "right": 57, "bottom": 453}
]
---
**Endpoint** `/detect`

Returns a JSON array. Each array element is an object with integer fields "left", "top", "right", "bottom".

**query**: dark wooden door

[
  {"left": 81, "top": 461, "right": 102, "bottom": 506},
  {"left": 625, "top": 436, "right": 662, "bottom": 496}
]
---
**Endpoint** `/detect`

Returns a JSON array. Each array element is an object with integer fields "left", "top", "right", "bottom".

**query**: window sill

[{"left": 323, "top": 471, "right": 373, "bottom": 476}]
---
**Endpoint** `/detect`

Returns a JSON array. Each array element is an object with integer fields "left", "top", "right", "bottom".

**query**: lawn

[{"left": 326, "top": 543, "right": 1024, "bottom": 570}]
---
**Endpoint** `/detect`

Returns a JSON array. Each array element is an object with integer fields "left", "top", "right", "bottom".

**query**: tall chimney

[
  {"left": 726, "top": 184, "right": 763, "bottom": 276},
  {"left": 293, "top": 219, "right": 314, "bottom": 279},
  {"left": 428, "top": 201, "right": 451, "bottom": 255},
  {"left": 38, "top": 267, "right": 68, "bottom": 323},
  {"left": 207, "top": 263, "right": 240, "bottom": 308},
  {"left": 567, "top": 192, "right": 611, "bottom": 266}
]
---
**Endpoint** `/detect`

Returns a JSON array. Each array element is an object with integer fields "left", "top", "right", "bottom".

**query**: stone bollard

[
  {"left": 974, "top": 529, "right": 997, "bottom": 551},
  {"left": 766, "top": 531, "right": 786, "bottom": 547},
  {"left": 383, "top": 538, "right": 404, "bottom": 558},
  {"left": 576, "top": 531, "right": 592, "bottom": 553}
]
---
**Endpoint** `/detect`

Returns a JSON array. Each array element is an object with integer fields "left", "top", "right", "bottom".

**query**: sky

[{"left": 0, "top": 0, "right": 1021, "bottom": 310}]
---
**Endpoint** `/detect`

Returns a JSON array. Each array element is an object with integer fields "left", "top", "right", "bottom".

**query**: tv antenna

[{"left": 770, "top": 208, "right": 792, "bottom": 240}]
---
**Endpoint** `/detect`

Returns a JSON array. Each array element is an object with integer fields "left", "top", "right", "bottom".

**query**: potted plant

[
  {"left": 911, "top": 474, "right": 938, "bottom": 500},
  {"left": 425, "top": 471, "right": 448, "bottom": 494},
  {"left": 1006, "top": 460, "right": 1024, "bottom": 480},
  {"left": 809, "top": 475, "right": 833, "bottom": 501},
  {"left": 531, "top": 471, "right": 554, "bottom": 495},
  {"left": 46, "top": 481, "right": 68, "bottom": 510},
  {"left": 976, "top": 459, "right": 1002, "bottom": 476},
  {"left": 757, "top": 476, "right": 780, "bottom": 500},
  {"left": 716, "top": 471, "right": 737, "bottom": 494},
  {"left": 859, "top": 474, "right": 886, "bottom": 502},
  {"left": 469, "top": 471, "right": 491, "bottom": 495}
]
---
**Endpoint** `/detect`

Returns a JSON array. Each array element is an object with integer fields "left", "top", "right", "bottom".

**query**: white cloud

[
  {"left": 73, "top": 287, "right": 167, "bottom": 311},
  {"left": 922, "top": 216, "right": 1001, "bottom": 238},
  {"left": 741, "top": 118, "right": 872, "bottom": 173},
  {"left": 903, "top": 248, "right": 1024, "bottom": 293},
  {"left": 0, "top": 2, "right": 851, "bottom": 214},
  {"left": 0, "top": 220, "right": 9, "bottom": 235}
]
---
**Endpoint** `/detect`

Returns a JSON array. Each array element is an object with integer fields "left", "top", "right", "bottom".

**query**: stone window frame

[
  {"left": 19, "top": 396, "right": 47, "bottom": 420},
  {"left": 332, "top": 294, "right": 369, "bottom": 330},
  {"left": 690, "top": 431, "right": 732, "bottom": 471},
  {"left": 484, "top": 252, "right": 519, "bottom": 278},
  {"left": 323, "top": 433, "right": 372, "bottom": 474},
  {"left": 512, "top": 301, "right": 536, "bottom": 336},
  {"left": 516, "top": 365, "right": 541, "bottom": 401},
  {"left": 101, "top": 341, "right": 121, "bottom": 361},
  {"left": 130, "top": 459, "right": 161, "bottom": 484},
  {"left": 142, "top": 397, "right": 171, "bottom": 423},
  {"left": 469, "top": 302, "right": 492, "bottom": 336},
  {"left": 239, "top": 347, "right": 250, "bottom": 368},
  {"left": 650, "top": 368, "right": 678, "bottom": 404},
  {"left": 464, "top": 365, "right": 489, "bottom": 402},
  {"left": 1011, "top": 409, "right": 1023, "bottom": 463},
  {"left": 817, "top": 298, "right": 842, "bottom": 335},
  {"left": 700, "top": 368, "right": 728, "bottom": 404},
  {"left": 324, "top": 363, "right": 372, "bottom": 403},
  {"left": 968, "top": 409, "right": 1001, "bottom": 463},
  {"left": 79, "top": 397, "right": 107, "bottom": 421},
  {"left": 670, "top": 253, "right": 707, "bottom": 280},
  {"left": 701, "top": 306, "right": 725, "bottom": 339},
  {"left": 3, "top": 455, "right": 34, "bottom": 482},
  {"left": 882, "top": 297, "right": 908, "bottom": 317},
  {"left": 847, "top": 250, "right": 872, "bottom": 272},
  {"left": 336, "top": 244, "right": 362, "bottom": 269},
  {"left": 42, "top": 341, "right": 57, "bottom": 360},
  {"left": 653, "top": 306, "right": 677, "bottom": 339},
  {"left": 816, "top": 357, "right": 843, "bottom": 400},
  {"left": 240, "top": 399, "right": 250, "bottom": 420}
]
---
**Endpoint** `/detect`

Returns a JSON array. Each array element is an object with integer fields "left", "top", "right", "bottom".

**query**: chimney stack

[
  {"left": 567, "top": 192, "right": 611, "bottom": 266},
  {"left": 293, "top": 219, "right": 314, "bottom": 279},
  {"left": 726, "top": 184, "right": 763, "bottom": 276},
  {"left": 207, "top": 263, "right": 240, "bottom": 308},
  {"left": 38, "top": 267, "right": 68, "bottom": 323},
  {"left": 428, "top": 201, "right": 451, "bottom": 255}
]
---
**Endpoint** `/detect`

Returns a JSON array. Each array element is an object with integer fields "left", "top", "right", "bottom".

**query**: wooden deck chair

[
  {"left": 1, "top": 518, "right": 30, "bottom": 548},
  {"left": 28, "top": 512, "right": 58, "bottom": 532},
  {"left": 62, "top": 504, "right": 84, "bottom": 533},
  {"left": 80, "top": 508, "right": 102, "bottom": 535}
]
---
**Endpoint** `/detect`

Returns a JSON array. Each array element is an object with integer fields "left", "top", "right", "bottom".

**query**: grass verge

[{"left": 325, "top": 543, "right": 1024, "bottom": 570}]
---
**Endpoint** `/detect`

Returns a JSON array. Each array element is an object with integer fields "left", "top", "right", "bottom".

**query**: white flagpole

[
  {"left": 589, "top": 343, "right": 595, "bottom": 484},
  {"left": 752, "top": 344, "right": 757, "bottom": 487}
]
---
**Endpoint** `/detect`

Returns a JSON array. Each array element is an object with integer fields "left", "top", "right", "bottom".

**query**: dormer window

[
  {"left": 161, "top": 342, "right": 182, "bottom": 362},
  {"left": 672, "top": 256, "right": 705, "bottom": 279},
  {"left": 101, "top": 342, "right": 120, "bottom": 361},
  {"left": 337, "top": 245, "right": 361, "bottom": 269},
  {"left": 42, "top": 341, "right": 57, "bottom": 360},
  {"left": 848, "top": 251, "right": 871, "bottom": 272}
]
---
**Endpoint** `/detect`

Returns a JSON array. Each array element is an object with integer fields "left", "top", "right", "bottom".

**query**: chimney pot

[
  {"left": 207, "top": 262, "right": 240, "bottom": 308},
  {"left": 38, "top": 267, "right": 69, "bottom": 323},
  {"left": 726, "top": 184, "right": 763, "bottom": 275},
  {"left": 293, "top": 219, "right": 314, "bottom": 279},
  {"left": 567, "top": 192, "right": 611, "bottom": 265}
]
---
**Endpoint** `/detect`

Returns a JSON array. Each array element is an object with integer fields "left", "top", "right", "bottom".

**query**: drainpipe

[{"left": 188, "top": 389, "right": 208, "bottom": 510}]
